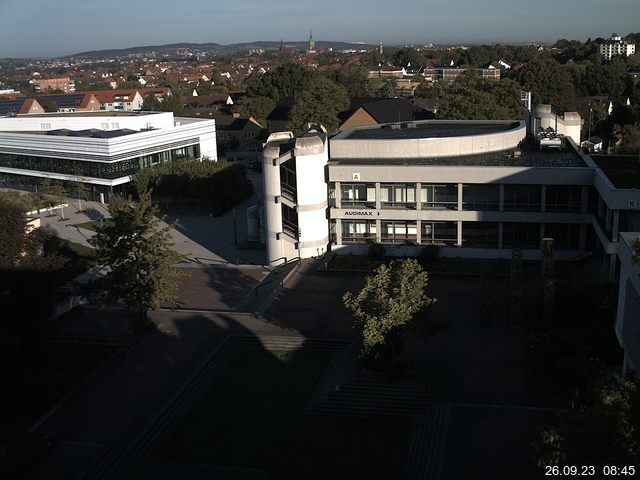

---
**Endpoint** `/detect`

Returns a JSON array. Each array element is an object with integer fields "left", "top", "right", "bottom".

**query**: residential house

[
  {"left": 339, "top": 98, "right": 435, "bottom": 131},
  {"left": 78, "top": 89, "right": 145, "bottom": 111},
  {"left": 215, "top": 114, "right": 264, "bottom": 151},
  {"left": 31, "top": 77, "right": 75, "bottom": 93},
  {"left": 0, "top": 97, "right": 45, "bottom": 116},
  {"left": 266, "top": 97, "right": 295, "bottom": 133},
  {"left": 38, "top": 93, "right": 101, "bottom": 112}
]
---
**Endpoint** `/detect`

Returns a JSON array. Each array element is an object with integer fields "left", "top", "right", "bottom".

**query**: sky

[{"left": 0, "top": 0, "right": 639, "bottom": 58}]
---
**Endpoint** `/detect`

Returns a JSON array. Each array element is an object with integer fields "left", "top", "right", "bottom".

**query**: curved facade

[
  {"left": 262, "top": 128, "right": 329, "bottom": 265},
  {"left": 331, "top": 120, "right": 526, "bottom": 159}
]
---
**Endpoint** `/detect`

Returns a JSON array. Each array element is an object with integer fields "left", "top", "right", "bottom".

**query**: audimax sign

[{"left": 344, "top": 211, "right": 380, "bottom": 216}]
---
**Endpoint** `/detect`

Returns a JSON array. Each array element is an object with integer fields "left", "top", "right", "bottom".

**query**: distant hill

[{"left": 68, "top": 41, "right": 379, "bottom": 59}]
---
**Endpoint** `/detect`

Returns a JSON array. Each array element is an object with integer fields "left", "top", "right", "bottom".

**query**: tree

[
  {"left": 437, "top": 74, "right": 523, "bottom": 120},
  {"left": 517, "top": 59, "right": 577, "bottom": 112},
  {"left": 93, "top": 191, "right": 183, "bottom": 324},
  {"left": 535, "top": 364, "right": 640, "bottom": 468},
  {"left": 393, "top": 48, "right": 425, "bottom": 68},
  {"left": 343, "top": 259, "right": 438, "bottom": 366},
  {"left": 289, "top": 76, "right": 349, "bottom": 134},
  {"left": 39, "top": 178, "right": 68, "bottom": 208},
  {"left": 235, "top": 95, "right": 275, "bottom": 126},
  {"left": 333, "top": 65, "right": 370, "bottom": 97}
]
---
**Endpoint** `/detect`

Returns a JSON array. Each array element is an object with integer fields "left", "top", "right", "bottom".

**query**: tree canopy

[
  {"left": 517, "top": 59, "right": 577, "bottom": 113},
  {"left": 437, "top": 74, "right": 524, "bottom": 120},
  {"left": 93, "top": 191, "right": 183, "bottom": 324},
  {"left": 535, "top": 364, "right": 640, "bottom": 468},
  {"left": 289, "top": 76, "right": 349, "bottom": 134},
  {"left": 343, "top": 258, "right": 437, "bottom": 366}
]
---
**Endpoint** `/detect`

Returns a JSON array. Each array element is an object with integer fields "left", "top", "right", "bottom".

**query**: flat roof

[
  {"left": 331, "top": 144, "right": 588, "bottom": 168},
  {"left": 592, "top": 155, "right": 640, "bottom": 189},
  {"left": 13, "top": 111, "right": 163, "bottom": 118},
  {"left": 340, "top": 121, "right": 520, "bottom": 140}
]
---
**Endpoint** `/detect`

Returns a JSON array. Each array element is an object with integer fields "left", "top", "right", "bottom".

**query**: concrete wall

[
  {"left": 0, "top": 111, "right": 175, "bottom": 131},
  {"left": 330, "top": 121, "right": 526, "bottom": 159}
]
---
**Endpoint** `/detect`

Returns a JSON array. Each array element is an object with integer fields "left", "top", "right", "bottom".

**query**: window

[
  {"left": 381, "top": 221, "right": 417, "bottom": 243},
  {"left": 544, "top": 223, "right": 580, "bottom": 250},
  {"left": 462, "top": 185, "right": 499, "bottom": 211},
  {"left": 280, "top": 158, "right": 296, "bottom": 202},
  {"left": 40, "top": 123, "right": 51, "bottom": 130},
  {"left": 502, "top": 222, "right": 540, "bottom": 249},
  {"left": 421, "top": 184, "right": 457, "bottom": 209},
  {"left": 282, "top": 204, "right": 298, "bottom": 239},
  {"left": 342, "top": 220, "right": 377, "bottom": 243},
  {"left": 341, "top": 183, "right": 375, "bottom": 208},
  {"left": 380, "top": 183, "right": 416, "bottom": 208},
  {"left": 421, "top": 221, "right": 457, "bottom": 245},
  {"left": 462, "top": 222, "right": 499, "bottom": 248},
  {"left": 503, "top": 185, "right": 542, "bottom": 211},
  {"left": 545, "top": 185, "right": 582, "bottom": 212}
]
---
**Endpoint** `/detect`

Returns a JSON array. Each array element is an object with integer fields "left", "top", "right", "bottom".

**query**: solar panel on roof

[
  {"left": 0, "top": 98, "right": 27, "bottom": 115},
  {"left": 40, "top": 94, "right": 84, "bottom": 108}
]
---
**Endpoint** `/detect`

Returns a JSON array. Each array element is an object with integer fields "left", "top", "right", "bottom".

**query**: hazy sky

[{"left": 0, "top": 0, "right": 638, "bottom": 58}]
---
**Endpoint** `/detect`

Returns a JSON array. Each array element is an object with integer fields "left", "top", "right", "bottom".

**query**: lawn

[
  {"left": 156, "top": 349, "right": 410, "bottom": 480},
  {"left": 72, "top": 219, "right": 114, "bottom": 232},
  {"left": 43, "top": 236, "right": 98, "bottom": 286}
]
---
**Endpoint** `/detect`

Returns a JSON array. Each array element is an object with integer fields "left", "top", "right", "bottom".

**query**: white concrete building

[
  {"left": 0, "top": 111, "right": 217, "bottom": 200},
  {"left": 260, "top": 108, "right": 637, "bottom": 275},
  {"left": 261, "top": 108, "right": 640, "bottom": 377},
  {"left": 600, "top": 34, "right": 636, "bottom": 60}
]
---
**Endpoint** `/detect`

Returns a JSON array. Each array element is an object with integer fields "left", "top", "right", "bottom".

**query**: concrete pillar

[
  {"left": 580, "top": 186, "right": 589, "bottom": 214},
  {"left": 375, "top": 182, "right": 381, "bottom": 210},
  {"left": 613, "top": 210, "right": 620, "bottom": 242},
  {"left": 499, "top": 184, "right": 504, "bottom": 212},
  {"left": 376, "top": 218, "right": 381, "bottom": 243},
  {"left": 457, "top": 183, "right": 463, "bottom": 211},
  {"left": 416, "top": 220, "right": 422, "bottom": 244},
  {"left": 609, "top": 253, "right": 617, "bottom": 283},
  {"left": 416, "top": 182, "right": 422, "bottom": 211},
  {"left": 579, "top": 224, "right": 586, "bottom": 251},
  {"left": 540, "top": 185, "right": 546, "bottom": 213},
  {"left": 336, "top": 219, "right": 342, "bottom": 245},
  {"left": 457, "top": 220, "right": 463, "bottom": 246},
  {"left": 335, "top": 181, "right": 341, "bottom": 208},
  {"left": 498, "top": 223, "right": 503, "bottom": 249},
  {"left": 263, "top": 145, "right": 284, "bottom": 265}
]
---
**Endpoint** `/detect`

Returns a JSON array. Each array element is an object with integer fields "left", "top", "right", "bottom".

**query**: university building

[
  {"left": 0, "top": 111, "right": 216, "bottom": 201},
  {"left": 260, "top": 106, "right": 640, "bottom": 374}
]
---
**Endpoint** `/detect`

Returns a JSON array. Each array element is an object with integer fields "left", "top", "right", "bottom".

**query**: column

[
  {"left": 612, "top": 210, "right": 620, "bottom": 242},
  {"left": 416, "top": 182, "right": 422, "bottom": 211},
  {"left": 457, "top": 183, "right": 463, "bottom": 211},
  {"left": 457, "top": 220, "right": 463, "bottom": 246},
  {"left": 335, "top": 181, "right": 341, "bottom": 209},
  {"left": 609, "top": 253, "right": 617, "bottom": 283},
  {"left": 580, "top": 185, "right": 589, "bottom": 214},
  {"left": 335, "top": 219, "right": 342, "bottom": 245},
  {"left": 540, "top": 185, "right": 546, "bottom": 213},
  {"left": 498, "top": 223, "right": 503, "bottom": 249},
  {"left": 375, "top": 182, "right": 381, "bottom": 210},
  {"left": 416, "top": 220, "right": 422, "bottom": 244},
  {"left": 499, "top": 184, "right": 504, "bottom": 212}
]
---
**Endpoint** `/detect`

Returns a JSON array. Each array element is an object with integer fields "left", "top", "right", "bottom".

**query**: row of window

[
  {"left": 332, "top": 183, "right": 590, "bottom": 213},
  {"left": 337, "top": 220, "right": 581, "bottom": 249},
  {"left": 0, "top": 145, "right": 199, "bottom": 180}
]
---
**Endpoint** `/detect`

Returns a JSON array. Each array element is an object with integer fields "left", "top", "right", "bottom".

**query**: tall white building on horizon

[{"left": 600, "top": 34, "right": 636, "bottom": 60}]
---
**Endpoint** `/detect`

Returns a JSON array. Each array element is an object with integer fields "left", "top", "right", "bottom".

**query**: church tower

[{"left": 308, "top": 30, "right": 316, "bottom": 53}]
